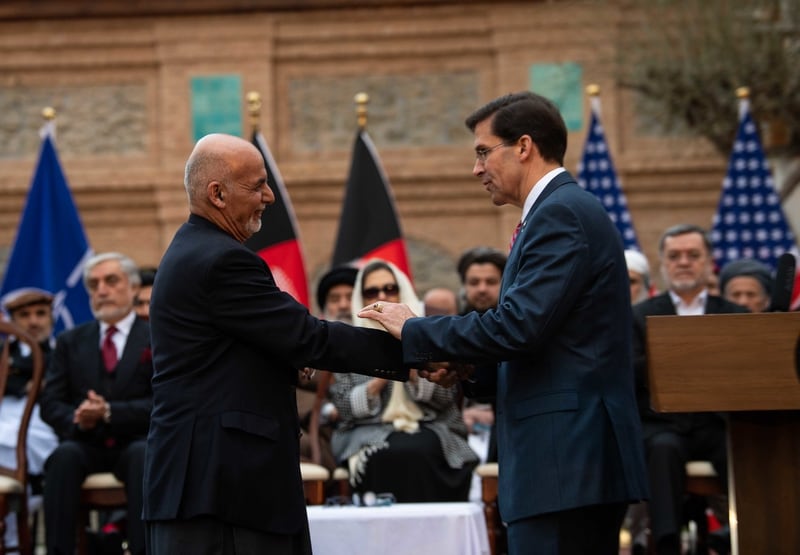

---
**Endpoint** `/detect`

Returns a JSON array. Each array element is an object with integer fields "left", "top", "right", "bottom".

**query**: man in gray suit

[{"left": 362, "top": 92, "right": 649, "bottom": 555}]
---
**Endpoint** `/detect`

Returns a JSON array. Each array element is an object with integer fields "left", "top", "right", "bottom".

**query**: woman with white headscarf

[{"left": 329, "top": 259, "right": 478, "bottom": 502}]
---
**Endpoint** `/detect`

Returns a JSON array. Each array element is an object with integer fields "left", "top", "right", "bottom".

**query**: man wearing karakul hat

[
  {"left": 0, "top": 287, "right": 59, "bottom": 547},
  {"left": 719, "top": 258, "right": 773, "bottom": 313}
]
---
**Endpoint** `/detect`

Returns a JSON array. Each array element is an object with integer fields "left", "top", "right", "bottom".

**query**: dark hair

[
  {"left": 658, "top": 224, "right": 712, "bottom": 255},
  {"left": 139, "top": 267, "right": 158, "bottom": 287},
  {"left": 315, "top": 266, "right": 358, "bottom": 311},
  {"left": 457, "top": 247, "right": 507, "bottom": 283},
  {"left": 465, "top": 91, "right": 567, "bottom": 166}
]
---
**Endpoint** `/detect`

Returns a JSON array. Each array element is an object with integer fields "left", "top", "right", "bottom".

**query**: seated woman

[{"left": 329, "top": 259, "right": 478, "bottom": 502}]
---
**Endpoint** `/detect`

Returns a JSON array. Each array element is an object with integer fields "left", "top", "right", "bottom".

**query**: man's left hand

[{"left": 357, "top": 301, "right": 415, "bottom": 339}]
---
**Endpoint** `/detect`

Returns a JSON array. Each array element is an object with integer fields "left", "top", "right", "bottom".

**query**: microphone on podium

[{"left": 768, "top": 252, "right": 796, "bottom": 312}]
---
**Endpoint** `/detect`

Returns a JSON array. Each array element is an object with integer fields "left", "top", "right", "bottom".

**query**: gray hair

[{"left": 83, "top": 252, "right": 141, "bottom": 289}]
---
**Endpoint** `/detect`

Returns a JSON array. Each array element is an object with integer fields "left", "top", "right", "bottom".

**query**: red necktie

[
  {"left": 509, "top": 221, "right": 522, "bottom": 252},
  {"left": 102, "top": 326, "right": 118, "bottom": 373}
]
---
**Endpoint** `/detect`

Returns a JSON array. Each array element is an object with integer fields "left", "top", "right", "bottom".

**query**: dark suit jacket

[
  {"left": 40, "top": 316, "right": 153, "bottom": 446},
  {"left": 402, "top": 171, "right": 649, "bottom": 524},
  {"left": 631, "top": 292, "right": 748, "bottom": 428},
  {"left": 143, "top": 214, "right": 407, "bottom": 535}
]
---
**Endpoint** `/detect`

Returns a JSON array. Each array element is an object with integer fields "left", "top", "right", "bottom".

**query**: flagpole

[
  {"left": 41, "top": 105, "right": 56, "bottom": 138},
  {"left": 735, "top": 86, "right": 749, "bottom": 121},
  {"left": 355, "top": 92, "right": 369, "bottom": 130},
  {"left": 586, "top": 83, "right": 601, "bottom": 116},
  {"left": 246, "top": 90, "right": 262, "bottom": 133}
]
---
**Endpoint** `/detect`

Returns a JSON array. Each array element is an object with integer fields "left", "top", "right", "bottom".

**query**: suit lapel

[
  {"left": 502, "top": 171, "right": 578, "bottom": 298},
  {"left": 112, "top": 318, "right": 146, "bottom": 397},
  {"left": 653, "top": 294, "right": 678, "bottom": 315}
]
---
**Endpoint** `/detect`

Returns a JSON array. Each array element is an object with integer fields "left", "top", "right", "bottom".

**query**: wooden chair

[
  {"left": 77, "top": 473, "right": 127, "bottom": 555},
  {"left": 0, "top": 320, "right": 44, "bottom": 555},
  {"left": 685, "top": 459, "right": 724, "bottom": 497},
  {"left": 475, "top": 462, "right": 504, "bottom": 555},
  {"left": 300, "top": 462, "right": 330, "bottom": 505}
]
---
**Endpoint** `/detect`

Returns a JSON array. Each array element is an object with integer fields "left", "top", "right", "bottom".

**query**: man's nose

[
  {"left": 472, "top": 160, "right": 484, "bottom": 177},
  {"left": 262, "top": 184, "right": 275, "bottom": 205}
]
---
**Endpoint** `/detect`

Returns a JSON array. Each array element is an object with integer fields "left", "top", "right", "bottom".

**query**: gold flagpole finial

[
  {"left": 735, "top": 87, "right": 750, "bottom": 99},
  {"left": 42, "top": 106, "right": 56, "bottom": 121},
  {"left": 586, "top": 84, "right": 600, "bottom": 97},
  {"left": 246, "top": 91, "right": 262, "bottom": 131},
  {"left": 355, "top": 92, "right": 369, "bottom": 130}
]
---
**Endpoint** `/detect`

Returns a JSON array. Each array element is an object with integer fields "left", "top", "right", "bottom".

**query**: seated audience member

[
  {"left": 330, "top": 259, "right": 478, "bottom": 502},
  {"left": 456, "top": 246, "right": 506, "bottom": 314},
  {"left": 134, "top": 266, "right": 157, "bottom": 321},
  {"left": 455, "top": 246, "right": 506, "bottom": 462},
  {"left": 719, "top": 258, "right": 772, "bottom": 313},
  {"left": 423, "top": 287, "right": 459, "bottom": 316},
  {"left": 40, "top": 252, "right": 153, "bottom": 555},
  {"left": 297, "top": 266, "right": 358, "bottom": 471},
  {"left": 621, "top": 251, "right": 653, "bottom": 551},
  {"left": 0, "top": 288, "right": 59, "bottom": 547},
  {"left": 625, "top": 249, "right": 652, "bottom": 304},
  {"left": 632, "top": 224, "right": 747, "bottom": 555}
]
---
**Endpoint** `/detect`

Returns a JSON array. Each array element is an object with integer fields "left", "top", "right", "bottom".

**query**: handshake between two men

[{"left": 359, "top": 300, "right": 474, "bottom": 388}]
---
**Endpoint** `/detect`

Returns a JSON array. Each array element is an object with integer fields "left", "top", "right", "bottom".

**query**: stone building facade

[{"left": 0, "top": 0, "right": 742, "bottom": 299}]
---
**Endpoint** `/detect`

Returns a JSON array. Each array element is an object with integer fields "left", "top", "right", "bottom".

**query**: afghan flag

[
  {"left": 245, "top": 130, "right": 310, "bottom": 307},
  {"left": 331, "top": 129, "right": 412, "bottom": 279}
]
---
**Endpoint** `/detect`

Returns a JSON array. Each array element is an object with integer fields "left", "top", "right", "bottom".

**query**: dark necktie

[
  {"left": 102, "top": 326, "right": 118, "bottom": 373},
  {"left": 509, "top": 221, "right": 522, "bottom": 252}
]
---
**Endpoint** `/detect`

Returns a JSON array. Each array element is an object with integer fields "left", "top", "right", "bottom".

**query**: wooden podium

[{"left": 646, "top": 312, "right": 800, "bottom": 555}]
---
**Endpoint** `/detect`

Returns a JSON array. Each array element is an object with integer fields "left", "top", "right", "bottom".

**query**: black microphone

[{"left": 768, "top": 252, "right": 796, "bottom": 312}]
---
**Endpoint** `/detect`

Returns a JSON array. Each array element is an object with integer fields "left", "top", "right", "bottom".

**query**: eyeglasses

[
  {"left": 362, "top": 283, "right": 400, "bottom": 300},
  {"left": 475, "top": 141, "right": 511, "bottom": 163}
]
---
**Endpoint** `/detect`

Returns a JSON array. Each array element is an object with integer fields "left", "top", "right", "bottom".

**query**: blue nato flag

[{"left": 0, "top": 124, "right": 93, "bottom": 334}]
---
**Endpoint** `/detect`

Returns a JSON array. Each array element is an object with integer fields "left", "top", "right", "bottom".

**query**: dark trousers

[
  {"left": 643, "top": 417, "right": 727, "bottom": 554},
  {"left": 506, "top": 502, "right": 627, "bottom": 555},
  {"left": 43, "top": 439, "right": 146, "bottom": 555},
  {"left": 145, "top": 516, "right": 312, "bottom": 555}
]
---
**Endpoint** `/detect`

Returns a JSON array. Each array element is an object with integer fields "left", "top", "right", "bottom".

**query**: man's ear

[
  {"left": 518, "top": 135, "right": 534, "bottom": 160},
  {"left": 208, "top": 181, "right": 226, "bottom": 208}
]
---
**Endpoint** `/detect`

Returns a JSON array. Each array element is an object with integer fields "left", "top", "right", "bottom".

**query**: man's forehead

[
  {"left": 664, "top": 233, "right": 704, "bottom": 249},
  {"left": 327, "top": 284, "right": 353, "bottom": 297},
  {"left": 13, "top": 303, "right": 51, "bottom": 314},
  {"left": 466, "top": 263, "right": 502, "bottom": 277},
  {"left": 89, "top": 260, "right": 124, "bottom": 277}
]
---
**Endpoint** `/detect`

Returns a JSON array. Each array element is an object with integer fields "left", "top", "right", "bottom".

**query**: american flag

[
  {"left": 710, "top": 97, "right": 799, "bottom": 307},
  {"left": 577, "top": 95, "right": 641, "bottom": 251}
]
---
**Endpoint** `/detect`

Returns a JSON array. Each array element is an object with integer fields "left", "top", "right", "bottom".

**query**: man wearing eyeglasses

[
  {"left": 361, "top": 91, "right": 649, "bottom": 555},
  {"left": 631, "top": 224, "right": 746, "bottom": 555}
]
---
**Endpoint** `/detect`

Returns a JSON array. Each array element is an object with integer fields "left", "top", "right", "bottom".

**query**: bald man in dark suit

[{"left": 143, "top": 134, "right": 407, "bottom": 555}]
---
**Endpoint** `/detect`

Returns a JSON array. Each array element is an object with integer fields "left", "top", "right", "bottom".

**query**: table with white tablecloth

[{"left": 307, "top": 501, "right": 489, "bottom": 555}]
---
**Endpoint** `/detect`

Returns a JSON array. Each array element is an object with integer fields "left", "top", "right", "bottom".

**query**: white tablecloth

[{"left": 307, "top": 502, "right": 490, "bottom": 555}]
